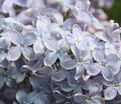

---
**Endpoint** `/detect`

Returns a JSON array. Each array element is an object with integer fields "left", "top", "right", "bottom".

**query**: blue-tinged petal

[
  {"left": 92, "top": 17, "right": 104, "bottom": 30},
  {"left": 62, "top": 18, "right": 76, "bottom": 30},
  {"left": 105, "top": 42, "right": 117, "bottom": 55},
  {"left": 31, "top": 56, "right": 44, "bottom": 72},
  {"left": 89, "top": 84, "right": 101, "bottom": 96},
  {"left": 13, "top": 0, "right": 27, "bottom": 6},
  {"left": 104, "top": 87, "right": 117, "bottom": 100},
  {"left": 60, "top": 55, "right": 77, "bottom": 70},
  {"left": 8, "top": 31, "right": 22, "bottom": 45},
  {"left": 25, "top": 91, "right": 50, "bottom": 104},
  {"left": 0, "top": 75, "right": 5, "bottom": 88},
  {"left": 95, "top": 31, "right": 108, "bottom": 42},
  {"left": 73, "top": 85, "right": 82, "bottom": 94},
  {"left": 22, "top": 47, "right": 36, "bottom": 61},
  {"left": 16, "top": 90, "right": 27, "bottom": 104},
  {"left": 76, "top": 12, "right": 92, "bottom": 23},
  {"left": 92, "top": 96, "right": 104, "bottom": 104},
  {"left": 86, "top": 63, "right": 102, "bottom": 76},
  {"left": 66, "top": 34, "right": 75, "bottom": 44},
  {"left": 110, "top": 63, "right": 120, "bottom": 75},
  {"left": 7, "top": 46, "right": 21, "bottom": 61},
  {"left": 74, "top": 93, "right": 86, "bottom": 103},
  {"left": 52, "top": 11, "right": 63, "bottom": 25},
  {"left": 92, "top": 48, "right": 105, "bottom": 62},
  {"left": 2, "top": 0, "right": 13, "bottom": 13},
  {"left": 50, "top": 23, "right": 65, "bottom": 37},
  {"left": 74, "top": 65, "right": 84, "bottom": 80},
  {"left": 36, "top": 16, "right": 50, "bottom": 36},
  {"left": 53, "top": 90, "right": 67, "bottom": 103},
  {"left": 60, "top": 82, "right": 73, "bottom": 92},
  {"left": 71, "top": 46, "right": 81, "bottom": 58},
  {"left": 33, "top": 38, "right": 44, "bottom": 54},
  {"left": 102, "top": 67, "right": 114, "bottom": 81},
  {"left": 72, "top": 24, "right": 82, "bottom": 36},
  {"left": 44, "top": 52, "right": 57, "bottom": 66},
  {"left": 15, "top": 73, "right": 26, "bottom": 83},
  {"left": 67, "top": 71, "right": 77, "bottom": 87},
  {"left": 0, "top": 36, "right": 11, "bottom": 49},
  {"left": 0, "top": 51, "right": 6, "bottom": 63},
  {"left": 44, "top": 38, "right": 58, "bottom": 52},
  {"left": 23, "top": 32, "right": 37, "bottom": 46},
  {"left": 29, "top": 76, "right": 50, "bottom": 91},
  {"left": 52, "top": 70, "right": 67, "bottom": 82},
  {"left": 106, "top": 54, "right": 118, "bottom": 66},
  {"left": 111, "top": 29, "right": 120, "bottom": 43},
  {"left": 38, "top": 66, "right": 54, "bottom": 77},
  {"left": 117, "top": 86, "right": 121, "bottom": 95}
]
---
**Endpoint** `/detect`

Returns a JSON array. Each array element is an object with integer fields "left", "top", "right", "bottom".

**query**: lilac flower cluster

[{"left": 0, "top": 0, "right": 120, "bottom": 104}]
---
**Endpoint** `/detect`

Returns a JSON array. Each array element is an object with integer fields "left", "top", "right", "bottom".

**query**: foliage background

[{"left": 104, "top": 0, "right": 121, "bottom": 26}]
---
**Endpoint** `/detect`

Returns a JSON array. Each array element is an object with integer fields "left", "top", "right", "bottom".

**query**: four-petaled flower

[{"left": 7, "top": 31, "right": 37, "bottom": 61}]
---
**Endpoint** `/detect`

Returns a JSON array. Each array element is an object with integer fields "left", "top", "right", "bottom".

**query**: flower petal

[
  {"left": 33, "top": 38, "right": 44, "bottom": 54},
  {"left": 95, "top": 31, "right": 108, "bottom": 41},
  {"left": 2, "top": 0, "right": 13, "bottom": 13},
  {"left": 14, "top": 0, "right": 27, "bottom": 6},
  {"left": 102, "top": 67, "right": 114, "bottom": 81},
  {"left": 16, "top": 90, "right": 27, "bottom": 104},
  {"left": 51, "top": 70, "right": 67, "bottom": 82},
  {"left": 106, "top": 54, "right": 118, "bottom": 66},
  {"left": 7, "top": 46, "right": 21, "bottom": 61},
  {"left": 0, "top": 75, "right": 5, "bottom": 88},
  {"left": 104, "top": 87, "right": 117, "bottom": 100},
  {"left": 117, "top": 86, "right": 121, "bottom": 95},
  {"left": 60, "top": 55, "right": 77, "bottom": 70},
  {"left": 110, "top": 63, "right": 120, "bottom": 75},
  {"left": 8, "top": 31, "right": 22, "bottom": 45},
  {"left": 31, "top": 56, "right": 44, "bottom": 72},
  {"left": 44, "top": 38, "right": 58, "bottom": 52},
  {"left": 71, "top": 46, "right": 81, "bottom": 58},
  {"left": 44, "top": 52, "right": 57, "bottom": 66},
  {"left": 66, "top": 34, "right": 75, "bottom": 44},
  {"left": 74, "top": 93, "right": 86, "bottom": 103},
  {"left": 72, "top": 24, "right": 82, "bottom": 36},
  {"left": 22, "top": 47, "right": 36, "bottom": 61},
  {"left": 76, "top": 12, "right": 92, "bottom": 23},
  {"left": 93, "top": 17, "right": 104, "bottom": 30},
  {"left": 92, "top": 48, "right": 105, "bottom": 62},
  {"left": 23, "top": 32, "right": 37, "bottom": 46},
  {"left": 74, "top": 65, "right": 84, "bottom": 80},
  {"left": 86, "top": 63, "right": 102, "bottom": 76},
  {"left": 36, "top": 16, "right": 50, "bottom": 36}
]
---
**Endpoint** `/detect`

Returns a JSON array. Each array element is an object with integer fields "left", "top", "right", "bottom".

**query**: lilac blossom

[
  {"left": 66, "top": 24, "right": 95, "bottom": 50},
  {"left": 7, "top": 31, "right": 37, "bottom": 61},
  {"left": 0, "top": 0, "right": 121, "bottom": 104},
  {"left": 104, "top": 72, "right": 121, "bottom": 100},
  {"left": 87, "top": 48, "right": 118, "bottom": 81}
]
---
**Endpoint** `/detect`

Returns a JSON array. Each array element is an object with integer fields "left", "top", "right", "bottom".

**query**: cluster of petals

[{"left": 0, "top": 0, "right": 120, "bottom": 104}]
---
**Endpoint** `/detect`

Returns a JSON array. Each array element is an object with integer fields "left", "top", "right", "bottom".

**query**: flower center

[
  {"left": 101, "top": 62, "right": 106, "bottom": 67},
  {"left": 20, "top": 44, "right": 24, "bottom": 48},
  {"left": 75, "top": 39, "right": 81, "bottom": 45},
  {"left": 78, "top": 57, "right": 83, "bottom": 64},
  {"left": 114, "top": 82, "right": 120, "bottom": 87}
]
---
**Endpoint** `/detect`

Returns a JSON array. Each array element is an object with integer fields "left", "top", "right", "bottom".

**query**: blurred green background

[{"left": 104, "top": 0, "right": 121, "bottom": 26}]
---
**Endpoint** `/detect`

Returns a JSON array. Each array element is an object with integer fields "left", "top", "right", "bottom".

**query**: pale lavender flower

[
  {"left": 7, "top": 31, "right": 37, "bottom": 61},
  {"left": 95, "top": 20, "right": 121, "bottom": 43},
  {"left": 73, "top": 0, "right": 92, "bottom": 23},
  {"left": 66, "top": 24, "right": 95, "bottom": 50},
  {"left": 44, "top": 33, "right": 68, "bottom": 66},
  {"left": 104, "top": 72, "right": 121, "bottom": 100},
  {"left": 87, "top": 48, "right": 118, "bottom": 81}
]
